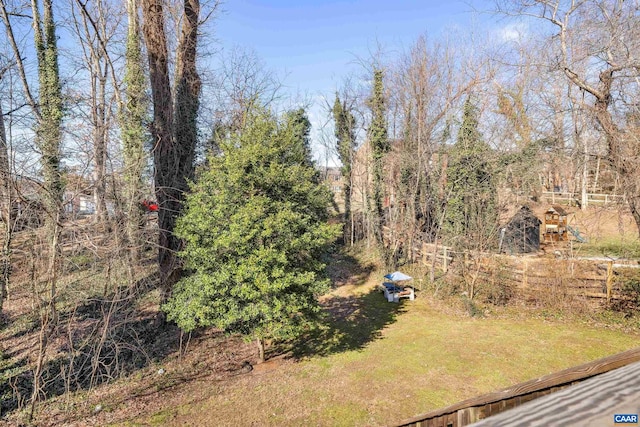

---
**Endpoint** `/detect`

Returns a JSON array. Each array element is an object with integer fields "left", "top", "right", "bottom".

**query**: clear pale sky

[
  {"left": 213, "top": 0, "right": 495, "bottom": 163},
  {"left": 216, "top": 0, "right": 479, "bottom": 92}
]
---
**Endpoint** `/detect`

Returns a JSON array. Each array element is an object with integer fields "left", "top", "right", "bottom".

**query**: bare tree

[
  {"left": 203, "top": 45, "right": 283, "bottom": 152},
  {"left": 70, "top": 0, "right": 150, "bottom": 260},
  {"left": 69, "top": 0, "right": 122, "bottom": 223},
  {"left": 0, "top": 63, "right": 13, "bottom": 314},
  {"left": 380, "top": 33, "right": 487, "bottom": 266},
  {"left": 497, "top": 0, "right": 640, "bottom": 235}
]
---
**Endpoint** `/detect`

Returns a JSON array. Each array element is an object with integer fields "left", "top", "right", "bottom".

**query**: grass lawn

[
  {"left": 118, "top": 276, "right": 640, "bottom": 427},
  {"left": 574, "top": 236, "right": 640, "bottom": 258}
]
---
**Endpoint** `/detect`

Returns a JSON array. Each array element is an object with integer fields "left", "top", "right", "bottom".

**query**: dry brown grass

[{"left": 528, "top": 203, "right": 639, "bottom": 249}]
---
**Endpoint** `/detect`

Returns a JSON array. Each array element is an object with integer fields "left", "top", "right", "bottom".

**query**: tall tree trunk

[
  {"left": 142, "top": 0, "right": 175, "bottom": 300},
  {"left": 122, "top": 0, "right": 147, "bottom": 260},
  {"left": 368, "top": 69, "right": 392, "bottom": 268},
  {"left": 332, "top": 95, "right": 356, "bottom": 245},
  {"left": 0, "top": 98, "right": 11, "bottom": 314},
  {"left": 29, "top": 0, "right": 64, "bottom": 416},
  {"left": 172, "top": 0, "right": 201, "bottom": 252},
  {"left": 92, "top": 62, "right": 108, "bottom": 222},
  {"left": 32, "top": 0, "right": 64, "bottom": 309},
  {"left": 142, "top": 0, "right": 200, "bottom": 305}
]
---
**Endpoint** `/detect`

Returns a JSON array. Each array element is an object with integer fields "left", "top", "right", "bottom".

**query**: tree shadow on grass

[
  {"left": 0, "top": 315, "right": 40, "bottom": 346},
  {"left": 296, "top": 290, "right": 407, "bottom": 358},
  {"left": 324, "top": 248, "right": 375, "bottom": 289},
  {"left": 290, "top": 248, "right": 406, "bottom": 359},
  {"left": 0, "top": 353, "right": 29, "bottom": 416}
]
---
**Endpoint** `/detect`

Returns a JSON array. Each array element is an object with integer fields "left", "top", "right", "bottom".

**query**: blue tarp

[{"left": 384, "top": 271, "right": 412, "bottom": 282}]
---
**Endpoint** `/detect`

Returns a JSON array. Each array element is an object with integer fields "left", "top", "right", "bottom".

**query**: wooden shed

[
  {"left": 500, "top": 206, "right": 541, "bottom": 254},
  {"left": 543, "top": 205, "right": 568, "bottom": 242}
]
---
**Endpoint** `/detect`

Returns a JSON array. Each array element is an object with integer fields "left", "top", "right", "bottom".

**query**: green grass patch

[
  {"left": 577, "top": 236, "right": 640, "bottom": 258},
  {"left": 129, "top": 295, "right": 639, "bottom": 427}
]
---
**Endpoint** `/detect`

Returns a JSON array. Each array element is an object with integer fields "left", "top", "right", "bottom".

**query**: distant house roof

[{"left": 317, "top": 166, "right": 341, "bottom": 176}]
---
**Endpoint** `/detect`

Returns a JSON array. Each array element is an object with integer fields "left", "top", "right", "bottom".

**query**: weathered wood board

[
  {"left": 470, "top": 360, "right": 640, "bottom": 427},
  {"left": 394, "top": 347, "right": 640, "bottom": 427}
]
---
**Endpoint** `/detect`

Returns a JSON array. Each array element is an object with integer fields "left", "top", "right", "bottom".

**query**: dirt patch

[{"left": 16, "top": 329, "right": 258, "bottom": 427}]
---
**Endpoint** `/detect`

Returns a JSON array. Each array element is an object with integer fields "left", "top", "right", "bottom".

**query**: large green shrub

[{"left": 163, "top": 109, "right": 340, "bottom": 359}]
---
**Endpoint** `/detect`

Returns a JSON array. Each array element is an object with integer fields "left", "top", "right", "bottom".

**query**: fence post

[
  {"left": 606, "top": 261, "right": 614, "bottom": 303},
  {"left": 422, "top": 242, "right": 427, "bottom": 266},
  {"left": 443, "top": 246, "right": 448, "bottom": 273},
  {"left": 523, "top": 258, "right": 528, "bottom": 288}
]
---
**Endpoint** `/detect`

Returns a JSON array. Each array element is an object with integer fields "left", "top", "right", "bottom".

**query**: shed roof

[
  {"left": 506, "top": 206, "right": 541, "bottom": 227},
  {"left": 546, "top": 205, "right": 568, "bottom": 216}
]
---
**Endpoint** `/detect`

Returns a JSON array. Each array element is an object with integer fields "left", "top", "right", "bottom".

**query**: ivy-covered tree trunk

[
  {"left": 368, "top": 69, "right": 391, "bottom": 267},
  {"left": 444, "top": 98, "right": 497, "bottom": 250},
  {"left": 142, "top": 0, "right": 200, "bottom": 306},
  {"left": 168, "top": 0, "right": 201, "bottom": 295},
  {"left": 0, "top": 96, "right": 11, "bottom": 314},
  {"left": 29, "top": 0, "right": 64, "bottom": 419},
  {"left": 121, "top": 0, "right": 147, "bottom": 260},
  {"left": 333, "top": 94, "right": 357, "bottom": 245},
  {"left": 32, "top": 0, "right": 64, "bottom": 306}
]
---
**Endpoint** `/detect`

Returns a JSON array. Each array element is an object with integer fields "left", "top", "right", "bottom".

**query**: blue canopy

[{"left": 384, "top": 271, "right": 412, "bottom": 282}]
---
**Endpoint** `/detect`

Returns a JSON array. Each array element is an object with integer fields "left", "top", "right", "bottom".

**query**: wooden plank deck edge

[{"left": 392, "top": 346, "right": 640, "bottom": 427}]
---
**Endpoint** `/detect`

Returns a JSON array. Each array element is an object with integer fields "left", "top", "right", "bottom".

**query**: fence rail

[
  {"left": 383, "top": 226, "right": 637, "bottom": 303},
  {"left": 541, "top": 191, "right": 625, "bottom": 205}
]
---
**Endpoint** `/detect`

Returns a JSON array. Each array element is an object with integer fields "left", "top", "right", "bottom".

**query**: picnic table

[{"left": 381, "top": 282, "right": 415, "bottom": 302}]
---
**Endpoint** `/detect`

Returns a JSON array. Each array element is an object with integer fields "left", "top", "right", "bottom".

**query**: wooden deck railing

[{"left": 393, "top": 347, "right": 640, "bottom": 427}]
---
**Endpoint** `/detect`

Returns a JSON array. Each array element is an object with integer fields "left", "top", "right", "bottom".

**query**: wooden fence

[
  {"left": 413, "top": 242, "right": 454, "bottom": 273},
  {"left": 393, "top": 347, "right": 640, "bottom": 427},
  {"left": 460, "top": 255, "right": 639, "bottom": 304},
  {"left": 384, "top": 226, "right": 638, "bottom": 303}
]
